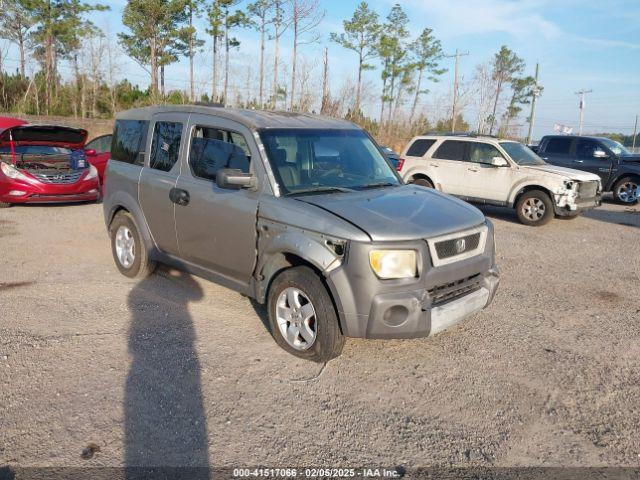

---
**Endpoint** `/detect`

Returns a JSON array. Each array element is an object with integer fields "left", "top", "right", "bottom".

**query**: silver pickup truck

[{"left": 103, "top": 106, "right": 500, "bottom": 361}]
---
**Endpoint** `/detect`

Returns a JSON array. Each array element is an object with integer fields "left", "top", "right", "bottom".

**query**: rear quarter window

[
  {"left": 406, "top": 139, "right": 436, "bottom": 157},
  {"left": 111, "top": 120, "right": 149, "bottom": 165}
]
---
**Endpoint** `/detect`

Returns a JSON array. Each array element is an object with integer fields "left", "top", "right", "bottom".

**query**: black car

[{"left": 536, "top": 135, "right": 639, "bottom": 204}]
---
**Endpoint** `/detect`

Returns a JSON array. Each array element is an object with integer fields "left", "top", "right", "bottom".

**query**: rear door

[
  {"left": 174, "top": 114, "right": 259, "bottom": 290},
  {"left": 138, "top": 114, "right": 186, "bottom": 255},
  {"left": 429, "top": 140, "right": 471, "bottom": 196},
  {"left": 574, "top": 138, "right": 614, "bottom": 184},
  {"left": 539, "top": 137, "right": 573, "bottom": 167}
]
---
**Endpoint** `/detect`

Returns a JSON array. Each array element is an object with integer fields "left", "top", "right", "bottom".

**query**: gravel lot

[{"left": 0, "top": 199, "right": 639, "bottom": 469}]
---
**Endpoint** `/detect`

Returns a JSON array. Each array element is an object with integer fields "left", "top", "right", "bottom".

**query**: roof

[
  {"left": 541, "top": 134, "right": 610, "bottom": 141},
  {"left": 116, "top": 105, "right": 359, "bottom": 130}
]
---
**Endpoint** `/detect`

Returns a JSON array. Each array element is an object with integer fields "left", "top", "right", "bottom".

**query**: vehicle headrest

[{"left": 274, "top": 148, "right": 288, "bottom": 166}]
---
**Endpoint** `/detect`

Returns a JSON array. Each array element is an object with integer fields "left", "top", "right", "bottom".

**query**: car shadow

[
  {"left": 581, "top": 206, "right": 639, "bottom": 228},
  {"left": 249, "top": 298, "right": 271, "bottom": 335},
  {"left": 124, "top": 269, "right": 210, "bottom": 478},
  {"left": 473, "top": 204, "right": 521, "bottom": 225}
]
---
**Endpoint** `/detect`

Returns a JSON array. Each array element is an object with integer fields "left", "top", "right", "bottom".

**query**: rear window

[
  {"left": 544, "top": 138, "right": 572, "bottom": 155},
  {"left": 406, "top": 139, "right": 436, "bottom": 157},
  {"left": 433, "top": 140, "right": 467, "bottom": 161},
  {"left": 111, "top": 120, "right": 149, "bottom": 165}
]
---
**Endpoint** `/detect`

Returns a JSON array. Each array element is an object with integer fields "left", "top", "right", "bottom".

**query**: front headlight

[
  {"left": 0, "top": 162, "right": 31, "bottom": 182},
  {"left": 369, "top": 250, "right": 417, "bottom": 279},
  {"left": 84, "top": 165, "right": 99, "bottom": 180}
]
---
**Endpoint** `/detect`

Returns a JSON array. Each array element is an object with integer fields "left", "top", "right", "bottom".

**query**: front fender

[
  {"left": 254, "top": 219, "right": 345, "bottom": 303},
  {"left": 103, "top": 189, "right": 156, "bottom": 255}
]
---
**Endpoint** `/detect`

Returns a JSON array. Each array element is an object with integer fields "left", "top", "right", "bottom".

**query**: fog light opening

[
  {"left": 8, "top": 190, "right": 26, "bottom": 196},
  {"left": 383, "top": 305, "right": 410, "bottom": 327}
]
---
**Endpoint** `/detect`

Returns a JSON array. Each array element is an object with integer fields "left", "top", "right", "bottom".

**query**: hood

[
  {"left": 0, "top": 125, "right": 88, "bottom": 149},
  {"left": 621, "top": 155, "right": 640, "bottom": 163},
  {"left": 525, "top": 163, "right": 600, "bottom": 181},
  {"left": 296, "top": 185, "right": 486, "bottom": 242}
]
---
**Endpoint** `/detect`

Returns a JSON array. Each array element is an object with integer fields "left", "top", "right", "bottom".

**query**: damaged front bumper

[
  {"left": 325, "top": 225, "right": 500, "bottom": 339},
  {"left": 553, "top": 192, "right": 602, "bottom": 216}
]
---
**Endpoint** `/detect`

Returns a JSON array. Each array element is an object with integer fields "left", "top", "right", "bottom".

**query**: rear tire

[
  {"left": 0, "top": 202, "right": 12, "bottom": 208},
  {"left": 267, "top": 266, "right": 345, "bottom": 362},
  {"left": 515, "top": 190, "right": 554, "bottom": 226},
  {"left": 612, "top": 177, "right": 639, "bottom": 204},
  {"left": 412, "top": 178, "right": 433, "bottom": 188},
  {"left": 109, "top": 211, "right": 156, "bottom": 279}
]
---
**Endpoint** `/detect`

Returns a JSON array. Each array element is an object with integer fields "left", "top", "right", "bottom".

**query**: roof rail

[
  {"left": 421, "top": 131, "right": 500, "bottom": 139},
  {"left": 194, "top": 101, "right": 225, "bottom": 108}
]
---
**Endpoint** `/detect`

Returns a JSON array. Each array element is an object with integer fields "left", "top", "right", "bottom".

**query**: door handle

[
  {"left": 468, "top": 168, "right": 479, "bottom": 172},
  {"left": 542, "top": 157, "right": 549, "bottom": 160},
  {"left": 169, "top": 188, "right": 190, "bottom": 206},
  {"left": 429, "top": 163, "right": 440, "bottom": 168},
  {"left": 574, "top": 159, "right": 584, "bottom": 163}
]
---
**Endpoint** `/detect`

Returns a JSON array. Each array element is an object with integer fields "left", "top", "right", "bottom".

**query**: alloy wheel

[
  {"left": 276, "top": 287, "right": 317, "bottom": 350},
  {"left": 522, "top": 197, "right": 546, "bottom": 222},
  {"left": 115, "top": 226, "right": 136, "bottom": 269},
  {"left": 617, "top": 181, "right": 638, "bottom": 203}
]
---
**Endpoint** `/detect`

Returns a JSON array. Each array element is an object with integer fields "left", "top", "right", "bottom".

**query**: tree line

[{"left": 0, "top": 0, "right": 544, "bottom": 141}]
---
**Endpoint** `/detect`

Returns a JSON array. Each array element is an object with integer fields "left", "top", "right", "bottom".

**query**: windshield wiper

[
  {"left": 356, "top": 182, "right": 398, "bottom": 190},
  {"left": 287, "top": 186, "right": 354, "bottom": 197}
]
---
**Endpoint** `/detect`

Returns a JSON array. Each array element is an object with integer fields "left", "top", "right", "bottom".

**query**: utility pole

[
  {"left": 445, "top": 49, "right": 469, "bottom": 132},
  {"left": 633, "top": 114, "right": 638, "bottom": 150},
  {"left": 575, "top": 89, "right": 593, "bottom": 136},
  {"left": 526, "top": 63, "right": 541, "bottom": 145}
]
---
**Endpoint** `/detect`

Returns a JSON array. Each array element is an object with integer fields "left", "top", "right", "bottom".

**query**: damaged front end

[{"left": 554, "top": 179, "right": 602, "bottom": 215}]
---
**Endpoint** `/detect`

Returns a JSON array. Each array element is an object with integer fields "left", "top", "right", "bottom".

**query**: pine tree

[
  {"left": 330, "top": 1, "right": 380, "bottom": 115},
  {"left": 488, "top": 45, "right": 525, "bottom": 135},
  {"left": 408, "top": 28, "right": 446, "bottom": 124}
]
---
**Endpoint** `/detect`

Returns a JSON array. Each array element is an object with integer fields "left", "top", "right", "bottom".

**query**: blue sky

[{"left": 4, "top": 0, "right": 639, "bottom": 139}]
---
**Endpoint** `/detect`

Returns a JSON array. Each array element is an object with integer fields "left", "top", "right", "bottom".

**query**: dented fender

[{"left": 253, "top": 218, "right": 346, "bottom": 303}]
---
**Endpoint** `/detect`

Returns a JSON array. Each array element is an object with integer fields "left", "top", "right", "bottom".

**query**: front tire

[
  {"left": 516, "top": 190, "right": 554, "bottom": 226},
  {"left": 612, "top": 177, "right": 639, "bottom": 204},
  {"left": 109, "top": 211, "right": 156, "bottom": 279},
  {"left": 267, "top": 266, "right": 345, "bottom": 362}
]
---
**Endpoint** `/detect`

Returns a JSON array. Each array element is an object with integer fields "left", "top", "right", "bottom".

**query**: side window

[
  {"left": 545, "top": 138, "right": 572, "bottom": 155},
  {"left": 189, "top": 126, "right": 250, "bottom": 181},
  {"left": 433, "top": 140, "right": 467, "bottom": 161},
  {"left": 469, "top": 143, "right": 503, "bottom": 164},
  {"left": 111, "top": 120, "right": 149, "bottom": 165},
  {"left": 87, "top": 135, "right": 112, "bottom": 153},
  {"left": 576, "top": 140, "right": 605, "bottom": 159},
  {"left": 406, "top": 139, "right": 436, "bottom": 157},
  {"left": 150, "top": 121, "right": 183, "bottom": 172}
]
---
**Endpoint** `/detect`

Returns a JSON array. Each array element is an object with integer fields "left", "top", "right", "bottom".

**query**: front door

[
  {"left": 174, "top": 115, "right": 259, "bottom": 290},
  {"left": 574, "top": 138, "right": 614, "bottom": 184},
  {"left": 465, "top": 142, "right": 513, "bottom": 203},
  {"left": 138, "top": 114, "right": 186, "bottom": 255}
]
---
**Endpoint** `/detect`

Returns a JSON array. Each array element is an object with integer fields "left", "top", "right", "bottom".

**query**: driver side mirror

[
  {"left": 216, "top": 168, "right": 256, "bottom": 190},
  {"left": 489, "top": 156, "right": 509, "bottom": 167},
  {"left": 593, "top": 149, "right": 609, "bottom": 159}
]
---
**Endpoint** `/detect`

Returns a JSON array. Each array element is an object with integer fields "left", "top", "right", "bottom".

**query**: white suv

[{"left": 398, "top": 134, "right": 602, "bottom": 226}]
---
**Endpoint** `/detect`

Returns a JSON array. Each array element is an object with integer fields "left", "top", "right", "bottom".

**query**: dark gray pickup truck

[
  {"left": 534, "top": 135, "right": 639, "bottom": 204},
  {"left": 103, "top": 105, "right": 500, "bottom": 361}
]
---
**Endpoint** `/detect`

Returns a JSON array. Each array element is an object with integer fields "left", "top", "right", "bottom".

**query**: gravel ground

[{"left": 0, "top": 199, "right": 639, "bottom": 470}]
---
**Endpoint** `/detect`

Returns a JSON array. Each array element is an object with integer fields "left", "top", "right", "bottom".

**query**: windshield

[
  {"left": 599, "top": 138, "right": 631, "bottom": 156},
  {"left": 500, "top": 141, "right": 545, "bottom": 165},
  {"left": 260, "top": 129, "right": 400, "bottom": 195}
]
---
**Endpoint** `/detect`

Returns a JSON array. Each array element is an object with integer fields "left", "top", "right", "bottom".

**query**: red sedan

[{"left": 0, "top": 120, "right": 100, "bottom": 208}]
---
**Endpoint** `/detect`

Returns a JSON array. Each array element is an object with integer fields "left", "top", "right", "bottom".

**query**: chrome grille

[
  {"left": 578, "top": 181, "right": 598, "bottom": 199},
  {"left": 32, "top": 171, "right": 84, "bottom": 184},
  {"left": 428, "top": 274, "right": 482, "bottom": 306},
  {"left": 434, "top": 232, "right": 481, "bottom": 259}
]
